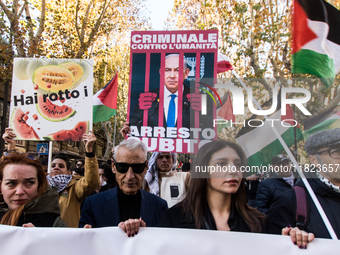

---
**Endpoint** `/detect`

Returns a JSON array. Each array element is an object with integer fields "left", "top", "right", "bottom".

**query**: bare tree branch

[
  {"left": 24, "top": 3, "right": 34, "bottom": 42},
  {"left": 268, "top": 43, "right": 285, "bottom": 78},
  {"left": 12, "top": 0, "right": 19, "bottom": 15},
  {"left": 26, "top": 0, "right": 45, "bottom": 57},
  {"left": 77, "top": 0, "right": 112, "bottom": 58},
  {"left": 0, "top": 1, "right": 12, "bottom": 19},
  {"left": 75, "top": 0, "right": 81, "bottom": 44},
  {"left": 282, "top": 41, "right": 291, "bottom": 71},
  {"left": 35, "top": 0, "right": 46, "bottom": 40},
  {"left": 80, "top": 0, "right": 96, "bottom": 43},
  {"left": 325, "top": 89, "right": 340, "bottom": 110},
  {"left": 101, "top": 121, "right": 113, "bottom": 161},
  {"left": 0, "top": 0, "right": 26, "bottom": 56},
  {"left": 18, "top": 2, "right": 25, "bottom": 17}
]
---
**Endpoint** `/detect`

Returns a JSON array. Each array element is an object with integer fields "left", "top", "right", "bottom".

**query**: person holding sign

[
  {"left": 2, "top": 128, "right": 17, "bottom": 154},
  {"left": 47, "top": 131, "right": 99, "bottom": 228},
  {"left": 79, "top": 138, "right": 168, "bottom": 236},
  {"left": 0, "top": 154, "right": 67, "bottom": 227},
  {"left": 130, "top": 54, "right": 191, "bottom": 130},
  {"left": 158, "top": 140, "right": 314, "bottom": 249}
]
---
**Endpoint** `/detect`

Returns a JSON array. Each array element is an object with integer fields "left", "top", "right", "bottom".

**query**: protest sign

[
  {"left": 0, "top": 226, "right": 338, "bottom": 255},
  {"left": 127, "top": 30, "right": 218, "bottom": 153},
  {"left": 10, "top": 58, "right": 93, "bottom": 141}
]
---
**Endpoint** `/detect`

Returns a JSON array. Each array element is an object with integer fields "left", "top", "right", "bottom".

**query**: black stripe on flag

[{"left": 298, "top": 0, "right": 340, "bottom": 45}]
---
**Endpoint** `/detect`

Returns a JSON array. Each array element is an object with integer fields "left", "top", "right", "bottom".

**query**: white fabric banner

[{"left": 0, "top": 226, "right": 339, "bottom": 255}]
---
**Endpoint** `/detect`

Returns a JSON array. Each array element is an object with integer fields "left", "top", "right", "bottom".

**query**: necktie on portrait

[{"left": 167, "top": 94, "right": 177, "bottom": 127}]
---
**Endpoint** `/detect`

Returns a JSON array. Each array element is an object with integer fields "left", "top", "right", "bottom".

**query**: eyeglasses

[
  {"left": 315, "top": 148, "right": 340, "bottom": 159},
  {"left": 113, "top": 160, "right": 147, "bottom": 174}
]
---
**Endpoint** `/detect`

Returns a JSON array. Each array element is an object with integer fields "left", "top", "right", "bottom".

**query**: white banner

[{"left": 0, "top": 226, "right": 339, "bottom": 255}]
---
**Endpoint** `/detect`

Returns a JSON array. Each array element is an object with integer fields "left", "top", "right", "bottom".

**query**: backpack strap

[
  {"left": 52, "top": 216, "right": 61, "bottom": 227},
  {"left": 294, "top": 186, "right": 307, "bottom": 230}
]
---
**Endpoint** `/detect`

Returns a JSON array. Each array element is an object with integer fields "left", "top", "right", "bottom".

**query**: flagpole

[
  {"left": 294, "top": 125, "right": 298, "bottom": 160},
  {"left": 113, "top": 115, "right": 117, "bottom": 147},
  {"left": 48, "top": 141, "right": 53, "bottom": 174},
  {"left": 231, "top": 70, "right": 338, "bottom": 239}
]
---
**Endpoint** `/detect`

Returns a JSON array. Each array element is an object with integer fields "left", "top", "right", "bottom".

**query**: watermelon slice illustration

[
  {"left": 44, "top": 121, "right": 89, "bottom": 141},
  {"left": 36, "top": 94, "right": 76, "bottom": 121},
  {"left": 10, "top": 107, "right": 40, "bottom": 140}
]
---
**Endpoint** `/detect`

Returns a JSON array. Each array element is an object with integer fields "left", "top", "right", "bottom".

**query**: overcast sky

[{"left": 145, "top": 0, "right": 174, "bottom": 30}]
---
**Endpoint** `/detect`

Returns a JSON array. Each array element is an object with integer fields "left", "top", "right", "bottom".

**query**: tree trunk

[{"left": 101, "top": 121, "right": 113, "bottom": 161}]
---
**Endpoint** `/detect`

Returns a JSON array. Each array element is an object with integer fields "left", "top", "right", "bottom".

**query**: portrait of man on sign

[{"left": 130, "top": 54, "right": 192, "bottom": 131}]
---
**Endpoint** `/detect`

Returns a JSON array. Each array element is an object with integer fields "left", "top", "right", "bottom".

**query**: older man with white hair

[{"left": 79, "top": 138, "right": 168, "bottom": 237}]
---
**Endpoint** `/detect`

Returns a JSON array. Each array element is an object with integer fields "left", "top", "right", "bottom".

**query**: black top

[
  {"left": 117, "top": 186, "right": 141, "bottom": 222},
  {"left": 0, "top": 187, "right": 67, "bottom": 227},
  {"left": 158, "top": 203, "right": 252, "bottom": 232},
  {"left": 255, "top": 175, "right": 296, "bottom": 214},
  {"left": 17, "top": 213, "right": 60, "bottom": 227},
  {"left": 267, "top": 171, "right": 340, "bottom": 239}
]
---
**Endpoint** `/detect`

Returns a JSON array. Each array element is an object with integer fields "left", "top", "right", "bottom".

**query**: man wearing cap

[
  {"left": 255, "top": 154, "right": 296, "bottom": 214},
  {"left": 144, "top": 152, "right": 190, "bottom": 208},
  {"left": 268, "top": 129, "right": 340, "bottom": 239}
]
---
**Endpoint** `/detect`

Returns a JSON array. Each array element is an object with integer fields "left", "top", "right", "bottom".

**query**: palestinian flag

[
  {"left": 217, "top": 52, "right": 233, "bottom": 74},
  {"left": 236, "top": 93, "right": 303, "bottom": 168},
  {"left": 304, "top": 105, "right": 340, "bottom": 139},
  {"left": 93, "top": 72, "right": 118, "bottom": 123},
  {"left": 292, "top": 0, "right": 340, "bottom": 87},
  {"left": 216, "top": 92, "right": 235, "bottom": 132}
]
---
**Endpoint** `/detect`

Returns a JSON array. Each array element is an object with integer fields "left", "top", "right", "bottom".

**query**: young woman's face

[
  {"left": 50, "top": 159, "right": 70, "bottom": 177},
  {"left": 207, "top": 147, "right": 243, "bottom": 195},
  {"left": 0, "top": 164, "right": 39, "bottom": 210}
]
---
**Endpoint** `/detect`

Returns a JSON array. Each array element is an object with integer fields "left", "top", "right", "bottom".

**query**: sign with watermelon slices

[{"left": 9, "top": 58, "right": 93, "bottom": 141}]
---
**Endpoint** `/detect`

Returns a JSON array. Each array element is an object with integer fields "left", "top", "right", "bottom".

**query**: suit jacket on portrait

[
  {"left": 78, "top": 187, "right": 168, "bottom": 228},
  {"left": 130, "top": 85, "right": 192, "bottom": 130}
]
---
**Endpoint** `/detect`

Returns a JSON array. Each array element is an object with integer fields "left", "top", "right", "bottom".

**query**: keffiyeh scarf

[
  {"left": 144, "top": 152, "right": 177, "bottom": 196},
  {"left": 316, "top": 172, "right": 340, "bottom": 193},
  {"left": 47, "top": 174, "right": 72, "bottom": 193}
]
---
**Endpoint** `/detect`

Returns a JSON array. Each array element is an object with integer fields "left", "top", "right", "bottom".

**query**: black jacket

[
  {"left": 130, "top": 85, "right": 191, "bottom": 130},
  {"left": 0, "top": 187, "right": 67, "bottom": 227},
  {"left": 267, "top": 172, "right": 340, "bottom": 239},
  {"left": 79, "top": 187, "right": 168, "bottom": 228},
  {"left": 158, "top": 203, "right": 252, "bottom": 232},
  {"left": 255, "top": 175, "right": 296, "bottom": 214}
]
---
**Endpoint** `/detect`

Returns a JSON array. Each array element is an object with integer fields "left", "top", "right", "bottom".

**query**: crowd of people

[{"left": 2, "top": 125, "right": 340, "bottom": 249}]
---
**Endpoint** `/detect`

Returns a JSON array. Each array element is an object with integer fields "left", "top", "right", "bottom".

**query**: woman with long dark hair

[
  {"left": 159, "top": 140, "right": 264, "bottom": 232},
  {"left": 158, "top": 140, "right": 314, "bottom": 248},
  {"left": 0, "top": 154, "right": 66, "bottom": 227}
]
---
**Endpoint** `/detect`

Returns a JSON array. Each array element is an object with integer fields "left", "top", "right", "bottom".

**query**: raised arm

[
  {"left": 2, "top": 127, "right": 16, "bottom": 151},
  {"left": 74, "top": 131, "right": 100, "bottom": 201}
]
